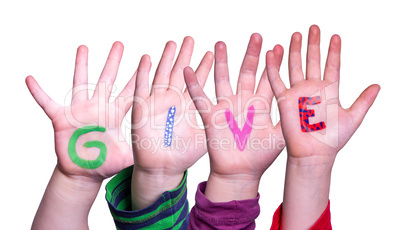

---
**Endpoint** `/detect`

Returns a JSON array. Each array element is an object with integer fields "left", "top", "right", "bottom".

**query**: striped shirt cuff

[{"left": 105, "top": 165, "right": 189, "bottom": 230}]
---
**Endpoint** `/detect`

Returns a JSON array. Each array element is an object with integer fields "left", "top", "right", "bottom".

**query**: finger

[
  {"left": 72, "top": 45, "right": 89, "bottom": 104},
  {"left": 169, "top": 36, "right": 194, "bottom": 92},
  {"left": 214, "top": 41, "right": 233, "bottom": 101},
  {"left": 256, "top": 45, "right": 284, "bottom": 100},
  {"left": 151, "top": 41, "right": 177, "bottom": 95},
  {"left": 134, "top": 55, "right": 152, "bottom": 99},
  {"left": 183, "top": 51, "right": 213, "bottom": 106},
  {"left": 348, "top": 84, "right": 380, "bottom": 129},
  {"left": 274, "top": 44, "right": 284, "bottom": 69},
  {"left": 236, "top": 33, "right": 262, "bottom": 94},
  {"left": 194, "top": 51, "right": 214, "bottom": 88},
  {"left": 266, "top": 50, "right": 287, "bottom": 97},
  {"left": 26, "top": 76, "right": 61, "bottom": 119},
  {"left": 184, "top": 67, "right": 213, "bottom": 119},
  {"left": 306, "top": 25, "right": 322, "bottom": 80},
  {"left": 274, "top": 120, "right": 283, "bottom": 135},
  {"left": 289, "top": 32, "right": 304, "bottom": 86},
  {"left": 323, "top": 34, "right": 342, "bottom": 83},
  {"left": 184, "top": 51, "right": 214, "bottom": 97},
  {"left": 93, "top": 42, "right": 124, "bottom": 101},
  {"left": 115, "top": 68, "right": 139, "bottom": 115},
  {"left": 117, "top": 70, "right": 137, "bottom": 100}
]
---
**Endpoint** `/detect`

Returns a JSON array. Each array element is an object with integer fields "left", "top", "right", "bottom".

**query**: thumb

[
  {"left": 183, "top": 67, "right": 213, "bottom": 117},
  {"left": 348, "top": 84, "right": 381, "bottom": 129},
  {"left": 26, "top": 75, "right": 61, "bottom": 119}
]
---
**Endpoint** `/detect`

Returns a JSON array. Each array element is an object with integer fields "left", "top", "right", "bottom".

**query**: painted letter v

[{"left": 225, "top": 105, "right": 255, "bottom": 151}]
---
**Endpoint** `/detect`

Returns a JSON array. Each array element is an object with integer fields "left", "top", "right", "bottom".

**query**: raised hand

[
  {"left": 130, "top": 37, "right": 214, "bottom": 209},
  {"left": 184, "top": 34, "right": 285, "bottom": 202},
  {"left": 27, "top": 42, "right": 136, "bottom": 229},
  {"left": 266, "top": 25, "right": 380, "bottom": 160},
  {"left": 266, "top": 25, "right": 380, "bottom": 229},
  {"left": 26, "top": 42, "right": 135, "bottom": 181}
]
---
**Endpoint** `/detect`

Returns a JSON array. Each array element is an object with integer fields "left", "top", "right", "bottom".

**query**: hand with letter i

[
  {"left": 184, "top": 34, "right": 285, "bottom": 206},
  {"left": 265, "top": 25, "right": 380, "bottom": 229},
  {"left": 130, "top": 37, "right": 213, "bottom": 210},
  {"left": 27, "top": 42, "right": 137, "bottom": 229}
]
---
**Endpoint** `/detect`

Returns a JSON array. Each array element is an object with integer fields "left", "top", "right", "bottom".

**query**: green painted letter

[{"left": 68, "top": 126, "right": 107, "bottom": 169}]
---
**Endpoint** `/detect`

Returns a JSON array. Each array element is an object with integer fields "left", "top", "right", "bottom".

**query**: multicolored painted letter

[
  {"left": 225, "top": 105, "right": 255, "bottom": 151},
  {"left": 299, "top": 96, "right": 326, "bottom": 132}
]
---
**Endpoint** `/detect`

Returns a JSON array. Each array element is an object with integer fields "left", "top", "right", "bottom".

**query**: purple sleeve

[{"left": 189, "top": 181, "right": 260, "bottom": 230}]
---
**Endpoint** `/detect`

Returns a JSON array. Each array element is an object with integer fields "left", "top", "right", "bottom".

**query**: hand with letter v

[{"left": 184, "top": 34, "right": 285, "bottom": 202}]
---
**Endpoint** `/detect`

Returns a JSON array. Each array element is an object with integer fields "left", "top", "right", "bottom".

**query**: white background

[{"left": 1, "top": 0, "right": 401, "bottom": 229}]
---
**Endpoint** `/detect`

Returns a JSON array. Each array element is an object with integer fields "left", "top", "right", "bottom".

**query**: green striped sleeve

[{"left": 105, "top": 165, "right": 189, "bottom": 230}]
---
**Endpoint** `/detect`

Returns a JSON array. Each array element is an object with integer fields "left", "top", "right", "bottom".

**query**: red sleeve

[{"left": 270, "top": 200, "right": 332, "bottom": 230}]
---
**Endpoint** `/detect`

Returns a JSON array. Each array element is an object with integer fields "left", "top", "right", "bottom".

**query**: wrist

[
  {"left": 131, "top": 166, "right": 184, "bottom": 210},
  {"left": 32, "top": 166, "right": 102, "bottom": 230},
  {"left": 53, "top": 166, "right": 102, "bottom": 201},
  {"left": 281, "top": 156, "right": 333, "bottom": 230},
  {"left": 287, "top": 154, "right": 335, "bottom": 177},
  {"left": 284, "top": 155, "right": 334, "bottom": 200},
  {"left": 204, "top": 172, "right": 260, "bottom": 202}
]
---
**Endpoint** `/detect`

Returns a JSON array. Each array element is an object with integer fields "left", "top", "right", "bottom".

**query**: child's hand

[
  {"left": 28, "top": 42, "right": 137, "bottom": 230},
  {"left": 26, "top": 42, "right": 135, "bottom": 182},
  {"left": 130, "top": 37, "right": 213, "bottom": 209},
  {"left": 266, "top": 25, "right": 380, "bottom": 162},
  {"left": 184, "top": 34, "right": 285, "bottom": 202},
  {"left": 266, "top": 25, "right": 380, "bottom": 229}
]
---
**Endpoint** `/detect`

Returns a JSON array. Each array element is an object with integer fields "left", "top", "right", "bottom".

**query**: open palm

[
  {"left": 184, "top": 34, "right": 285, "bottom": 180},
  {"left": 266, "top": 25, "right": 380, "bottom": 159},
  {"left": 132, "top": 37, "right": 213, "bottom": 175},
  {"left": 26, "top": 42, "right": 135, "bottom": 181}
]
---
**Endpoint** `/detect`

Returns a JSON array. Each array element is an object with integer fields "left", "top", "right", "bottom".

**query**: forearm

[
  {"left": 281, "top": 155, "right": 335, "bottom": 230},
  {"left": 131, "top": 165, "right": 184, "bottom": 210},
  {"left": 32, "top": 166, "right": 102, "bottom": 230}
]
